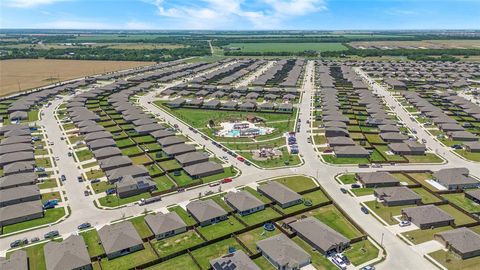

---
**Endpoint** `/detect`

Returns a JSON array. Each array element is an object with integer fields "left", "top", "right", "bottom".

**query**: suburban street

[{"left": 2, "top": 60, "right": 479, "bottom": 270}]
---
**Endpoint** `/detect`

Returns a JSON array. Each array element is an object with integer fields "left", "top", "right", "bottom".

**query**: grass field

[
  {"left": 152, "top": 230, "right": 204, "bottom": 257},
  {"left": 441, "top": 193, "right": 480, "bottom": 213},
  {"left": 429, "top": 249, "right": 480, "bottom": 270},
  {"left": 0, "top": 59, "right": 153, "bottom": 97},
  {"left": 146, "top": 254, "right": 199, "bottom": 270},
  {"left": 100, "top": 243, "right": 158, "bottom": 270},
  {"left": 349, "top": 39, "right": 480, "bottom": 50},
  {"left": 1, "top": 208, "right": 65, "bottom": 235},
  {"left": 306, "top": 205, "right": 363, "bottom": 239},
  {"left": 401, "top": 226, "right": 453, "bottom": 245},
  {"left": 226, "top": 42, "right": 348, "bottom": 52},
  {"left": 190, "top": 238, "right": 246, "bottom": 270},
  {"left": 237, "top": 226, "right": 280, "bottom": 254},
  {"left": 80, "top": 229, "right": 105, "bottom": 257}
]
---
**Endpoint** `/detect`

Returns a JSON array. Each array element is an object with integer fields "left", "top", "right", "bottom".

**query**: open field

[
  {"left": 227, "top": 42, "right": 348, "bottom": 52},
  {"left": 349, "top": 39, "right": 480, "bottom": 49},
  {"left": 0, "top": 59, "right": 153, "bottom": 96}
]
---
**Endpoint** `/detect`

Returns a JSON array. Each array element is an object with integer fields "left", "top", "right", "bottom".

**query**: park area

[
  {"left": 226, "top": 42, "right": 348, "bottom": 53},
  {"left": 0, "top": 59, "right": 153, "bottom": 96}
]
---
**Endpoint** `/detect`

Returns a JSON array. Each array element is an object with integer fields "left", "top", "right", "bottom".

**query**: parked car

[
  {"left": 371, "top": 164, "right": 382, "bottom": 168},
  {"left": 236, "top": 156, "right": 245, "bottom": 162},
  {"left": 77, "top": 223, "right": 91, "bottom": 230},
  {"left": 331, "top": 255, "right": 347, "bottom": 270},
  {"left": 44, "top": 230, "right": 59, "bottom": 239},
  {"left": 222, "top": 178, "right": 233, "bottom": 184},
  {"left": 60, "top": 175, "right": 66, "bottom": 181},
  {"left": 351, "top": 184, "right": 361, "bottom": 189},
  {"left": 422, "top": 139, "right": 427, "bottom": 144},
  {"left": 90, "top": 179, "right": 100, "bottom": 184},
  {"left": 10, "top": 238, "right": 28, "bottom": 248},
  {"left": 335, "top": 254, "right": 350, "bottom": 265},
  {"left": 30, "top": 237, "right": 40, "bottom": 243},
  {"left": 84, "top": 190, "right": 90, "bottom": 196},
  {"left": 400, "top": 220, "right": 411, "bottom": 227},
  {"left": 244, "top": 160, "right": 251, "bottom": 166},
  {"left": 77, "top": 176, "right": 84, "bottom": 182},
  {"left": 67, "top": 152, "right": 72, "bottom": 157},
  {"left": 361, "top": 266, "right": 375, "bottom": 270},
  {"left": 209, "top": 182, "right": 220, "bottom": 187},
  {"left": 451, "top": 144, "right": 463, "bottom": 150},
  {"left": 105, "top": 188, "right": 116, "bottom": 195},
  {"left": 340, "top": 188, "right": 347, "bottom": 194},
  {"left": 323, "top": 149, "right": 333, "bottom": 153},
  {"left": 361, "top": 206, "right": 369, "bottom": 214}
]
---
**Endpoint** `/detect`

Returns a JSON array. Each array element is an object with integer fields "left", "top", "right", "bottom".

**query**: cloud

[
  {"left": 148, "top": 0, "right": 326, "bottom": 29},
  {"left": 37, "top": 20, "right": 115, "bottom": 29},
  {"left": 3, "top": 0, "right": 67, "bottom": 8}
]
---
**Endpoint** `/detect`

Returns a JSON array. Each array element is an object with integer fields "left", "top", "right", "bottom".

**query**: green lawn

[
  {"left": 85, "top": 169, "right": 105, "bottom": 180},
  {"left": 200, "top": 167, "right": 237, "bottom": 184},
  {"left": 227, "top": 42, "right": 347, "bottom": 53},
  {"left": 237, "top": 226, "right": 280, "bottom": 254},
  {"left": 437, "top": 204, "right": 477, "bottom": 226},
  {"left": 307, "top": 205, "right": 363, "bottom": 239},
  {"left": 80, "top": 229, "right": 105, "bottom": 257},
  {"left": 291, "top": 236, "right": 338, "bottom": 270},
  {"left": 241, "top": 186, "right": 272, "bottom": 204},
  {"left": 303, "top": 189, "right": 330, "bottom": 206},
  {"left": 91, "top": 181, "right": 114, "bottom": 194},
  {"left": 364, "top": 201, "right": 415, "bottom": 225},
  {"left": 35, "top": 157, "right": 52, "bottom": 168},
  {"left": 196, "top": 216, "right": 245, "bottom": 240},
  {"left": 100, "top": 243, "right": 158, "bottom": 270},
  {"left": 442, "top": 193, "right": 480, "bottom": 213},
  {"left": 455, "top": 149, "right": 480, "bottom": 162},
  {"left": 158, "top": 159, "right": 183, "bottom": 171},
  {"left": 168, "top": 206, "right": 197, "bottom": 226},
  {"left": 390, "top": 173, "right": 416, "bottom": 185},
  {"left": 241, "top": 149, "right": 302, "bottom": 168},
  {"left": 273, "top": 175, "right": 316, "bottom": 192},
  {"left": 338, "top": 174, "right": 357, "bottom": 184},
  {"left": 1, "top": 208, "right": 65, "bottom": 235},
  {"left": 41, "top": 191, "right": 62, "bottom": 203},
  {"left": 98, "top": 192, "right": 151, "bottom": 207},
  {"left": 169, "top": 170, "right": 196, "bottom": 186},
  {"left": 322, "top": 155, "right": 370, "bottom": 165},
  {"left": 190, "top": 238, "right": 246, "bottom": 270},
  {"left": 351, "top": 188, "right": 374, "bottom": 196},
  {"left": 236, "top": 207, "right": 282, "bottom": 226},
  {"left": 82, "top": 161, "right": 98, "bottom": 169},
  {"left": 411, "top": 188, "right": 442, "bottom": 204},
  {"left": 152, "top": 175, "right": 176, "bottom": 191},
  {"left": 146, "top": 254, "right": 199, "bottom": 270},
  {"left": 254, "top": 257, "right": 276, "bottom": 270},
  {"left": 116, "top": 138, "right": 136, "bottom": 148},
  {"left": 401, "top": 226, "right": 454, "bottom": 245},
  {"left": 37, "top": 178, "right": 58, "bottom": 189},
  {"left": 130, "top": 154, "right": 152, "bottom": 165},
  {"left": 344, "top": 240, "right": 380, "bottom": 266},
  {"left": 129, "top": 215, "right": 154, "bottom": 239},
  {"left": 121, "top": 146, "right": 143, "bottom": 156},
  {"left": 76, "top": 149, "right": 93, "bottom": 162},
  {"left": 152, "top": 230, "right": 204, "bottom": 257},
  {"left": 5, "top": 240, "right": 59, "bottom": 270},
  {"left": 405, "top": 153, "right": 443, "bottom": 164},
  {"left": 429, "top": 249, "right": 480, "bottom": 270}
]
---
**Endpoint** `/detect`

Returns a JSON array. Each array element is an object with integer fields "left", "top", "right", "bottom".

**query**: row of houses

[
  {"left": 251, "top": 59, "right": 305, "bottom": 87},
  {"left": 167, "top": 97, "right": 294, "bottom": 113},
  {"left": 190, "top": 59, "right": 260, "bottom": 84}
]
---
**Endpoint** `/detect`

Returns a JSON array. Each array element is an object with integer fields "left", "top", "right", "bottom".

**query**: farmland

[
  {"left": 0, "top": 59, "right": 154, "bottom": 96},
  {"left": 226, "top": 42, "right": 348, "bottom": 53}
]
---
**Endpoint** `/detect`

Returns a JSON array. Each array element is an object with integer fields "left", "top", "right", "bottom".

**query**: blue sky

[{"left": 1, "top": 0, "right": 479, "bottom": 30}]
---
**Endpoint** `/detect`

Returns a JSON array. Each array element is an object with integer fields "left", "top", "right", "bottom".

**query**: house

[
  {"left": 388, "top": 141, "right": 426, "bottom": 155},
  {"left": 3, "top": 161, "right": 34, "bottom": 176},
  {"left": 258, "top": 102, "right": 275, "bottom": 111},
  {"left": 256, "top": 234, "right": 311, "bottom": 270},
  {"left": 98, "top": 221, "right": 144, "bottom": 259},
  {"left": 380, "top": 133, "right": 408, "bottom": 142},
  {"left": 0, "top": 250, "right": 28, "bottom": 270},
  {"left": 145, "top": 212, "right": 187, "bottom": 240},
  {"left": 186, "top": 199, "right": 228, "bottom": 226},
  {"left": 238, "top": 102, "right": 256, "bottom": 111},
  {"left": 210, "top": 250, "right": 260, "bottom": 270},
  {"left": 183, "top": 161, "right": 224, "bottom": 179},
  {"left": 221, "top": 101, "right": 237, "bottom": 110},
  {"left": 432, "top": 168, "right": 479, "bottom": 190},
  {"left": 465, "top": 189, "right": 480, "bottom": 203},
  {"left": 0, "top": 172, "right": 37, "bottom": 190},
  {"left": 84, "top": 131, "right": 112, "bottom": 142},
  {"left": 175, "top": 152, "right": 209, "bottom": 166},
  {"left": 99, "top": 156, "right": 132, "bottom": 171},
  {"left": 0, "top": 151, "right": 35, "bottom": 167},
  {"left": 92, "top": 147, "right": 122, "bottom": 160},
  {"left": 44, "top": 235, "right": 92, "bottom": 270},
  {"left": 87, "top": 138, "right": 117, "bottom": 151},
  {"left": 158, "top": 136, "right": 186, "bottom": 147},
  {"left": 224, "top": 191, "right": 265, "bottom": 216},
  {"left": 290, "top": 217, "right": 350, "bottom": 255},
  {"left": 448, "top": 131, "right": 478, "bottom": 141},
  {"left": 203, "top": 100, "right": 221, "bottom": 109},
  {"left": 327, "top": 137, "right": 355, "bottom": 147},
  {"left": 105, "top": 165, "right": 149, "bottom": 183},
  {"left": 374, "top": 187, "right": 422, "bottom": 206},
  {"left": 115, "top": 175, "right": 156, "bottom": 198},
  {"left": 379, "top": 124, "right": 400, "bottom": 133},
  {"left": 167, "top": 98, "right": 185, "bottom": 108},
  {"left": 0, "top": 185, "right": 41, "bottom": 207},
  {"left": 257, "top": 182, "right": 302, "bottom": 209},
  {"left": 434, "top": 227, "right": 480, "bottom": 259},
  {"left": 163, "top": 143, "right": 196, "bottom": 157},
  {"left": 151, "top": 130, "right": 175, "bottom": 140},
  {"left": 0, "top": 143, "right": 32, "bottom": 155},
  {"left": 401, "top": 205, "right": 454, "bottom": 229},
  {"left": 0, "top": 200, "right": 44, "bottom": 226},
  {"left": 134, "top": 123, "right": 164, "bottom": 135},
  {"left": 356, "top": 172, "right": 399, "bottom": 188},
  {"left": 277, "top": 103, "right": 293, "bottom": 112},
  {"left": 463, "top": 141, "right": 480, "bottom": 153},
  {"left": 1, "top": 135, "right": 32, "bottom": 146},
  {"left": 333, "top": 146, "right": 370, "bottom": 158}
]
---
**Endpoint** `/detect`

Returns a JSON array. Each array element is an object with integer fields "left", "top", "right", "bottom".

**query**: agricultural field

[
  {"left": 349, "top": 39, "right": 480, "bottom": 49},
  {"left": 226, "top": 42, "right": 348, "bottom": 53},
  {"left": 0, "top": 59, "right": 153, "bottom": 96}
]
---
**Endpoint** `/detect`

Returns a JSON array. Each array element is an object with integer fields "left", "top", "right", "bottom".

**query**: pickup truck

[{"left": 138, "top": 196, "right": 162, "bottom": 206}]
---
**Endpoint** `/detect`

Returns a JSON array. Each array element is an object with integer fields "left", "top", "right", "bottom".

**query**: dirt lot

[
  {"left": 349, "top": 40, "right": 480, "bottom": 50},
  {"left": 0, "top": 59, "right": 154, "bottom": 96}
]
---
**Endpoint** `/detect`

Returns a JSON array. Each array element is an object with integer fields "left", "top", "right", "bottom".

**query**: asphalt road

[{"left": 2, "top": 61, "right": 478, "bottom": 270}]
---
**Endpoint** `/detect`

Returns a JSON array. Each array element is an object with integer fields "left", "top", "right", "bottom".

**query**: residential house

[
  {"left": 256, "top": 234, "right": 311, "bottom": 270},
  {"left": 98, "top": 221, "right": 144, "bottom": 259},
  {"left": 145, "top": 212, "right": 187, "bottom": 240},
  {"left": 401, "top": 205, "right": 454, "bottom": 229},
  {"left": 186, "top": 199, "right": 228, "bottom": 226},
  {"left": 257, "top": 182, "right": 302, "bottom": 209},
  {"left": 224, "top": 191, "right": 265, "bottom": 216}
]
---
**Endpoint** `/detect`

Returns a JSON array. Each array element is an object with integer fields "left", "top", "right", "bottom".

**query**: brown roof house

[
  {"left": 401, "top": 205, "right": 454, "bottom": 229},
  {"left": 434, "top": 227, "right": 480, "bottom": 259},
  {"left": 256, "top": 234, "right": 311, "bottom": 270},
  {"left": 356, "top": 172, "right": 399, "bottom": 188},
  {"left": 374, "top": 187, "right": 422, "bottom": 206},
  {"left": 465, "top": 189, "right": 480, "bottom": 204},
  {"left": 44, "top": 235, "right": 92, "bottom": 270},
  {"left": 186, "top": 199, "right": 228, "bottom": 226},
  {"left": 145, "top": 212, "right": 187, "bottom": 240},
  {"left": 258, "top": 182, "right": 302, "bottom": 209},
  {"left": 463, "top": 141, "right": 480, "bottom": 153},
  {"left": 224, "top": 191, "right": 265, "bottom": 216},
  {"left": 333, "top": 146, "right": 370, "bottom": 158},
  {"left": 0, "top": 200, "right": 44, "bottom": 226},
  {"left": 183, "top": 161, "right": 224, "bottom": 179},
  {"left": 210, "top": 250, "right": 260, "bottom": 270},
  {"left": 290, "top": 217, "right": 350, "bottom": 255},
  {"left": 432, "top": 168, "right": 479, "bottom": 190},
  {"left": 0, "top": 250, "right": 28, "bottom": 270},
  {"left": 98, "top": 221, "right": 144, "bottom": 259}
]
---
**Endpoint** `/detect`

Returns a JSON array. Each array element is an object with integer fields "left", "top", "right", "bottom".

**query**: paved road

[{"left": 3, "top": 61, "right": 478, "bottom": 270}]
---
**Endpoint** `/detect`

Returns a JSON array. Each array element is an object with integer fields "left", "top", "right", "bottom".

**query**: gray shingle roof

[
  {"left": 44, "top": 235, "right": 91, "bottom": 270},
  {"left": 186, "top": 199, "right": 228, "bottom": 223},
  {"left": 145, "top": 212, "right": 187, "bottom": 236},
  {"left": 435, "top": 227, "right": 480, "bottom": 254},
  {"left": 210, "top": 250, "right": 260, "bottom": 270},
  {"left": 374, "top": 187, "right": 421, "bottom": 202},
  {"left": 357, "top": 172, "right": 399, "bottom": 186},
  {"left": 0, "top": 250, "right": 28, "bottom": 270},
  {"left": 224, "top": 191, "right": 264, "bottom": 212},
  {"left": 402, "top": 205, "right": 454, "bottom": 226},
  {"left": 258, "top": 182, "right": 301, "bottom": 205},
  {"left": 98, "top": 221, "right": 143, "bottom": 255},
  {"left": 256, "top": 234, "right": 310, "bottom": 268}
]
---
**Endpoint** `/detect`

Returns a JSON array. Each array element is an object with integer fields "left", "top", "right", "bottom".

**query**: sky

[{"left": 0, "top": 0, "right": 479, "bottom": 30}]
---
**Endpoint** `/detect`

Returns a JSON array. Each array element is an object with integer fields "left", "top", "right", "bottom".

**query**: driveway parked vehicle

[
  {"left": 400, "top": 220, "right": 411, "bottom": 227},
  {"left": 361, "top": 206, "right": 369, "bottom": 214},
  {"left": 78, "top": 222, "right": 91, "bottom": 230},
  {"left": 44, "top": 230, "right": 59, "bottom": 239}
]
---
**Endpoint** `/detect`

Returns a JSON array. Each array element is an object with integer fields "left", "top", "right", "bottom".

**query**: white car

[
  {"left": 400, "top": 220, "right": 411, "bottom": 227},
  {"left": 331, "top": 256, "right": 347, "bottom": 270}
]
